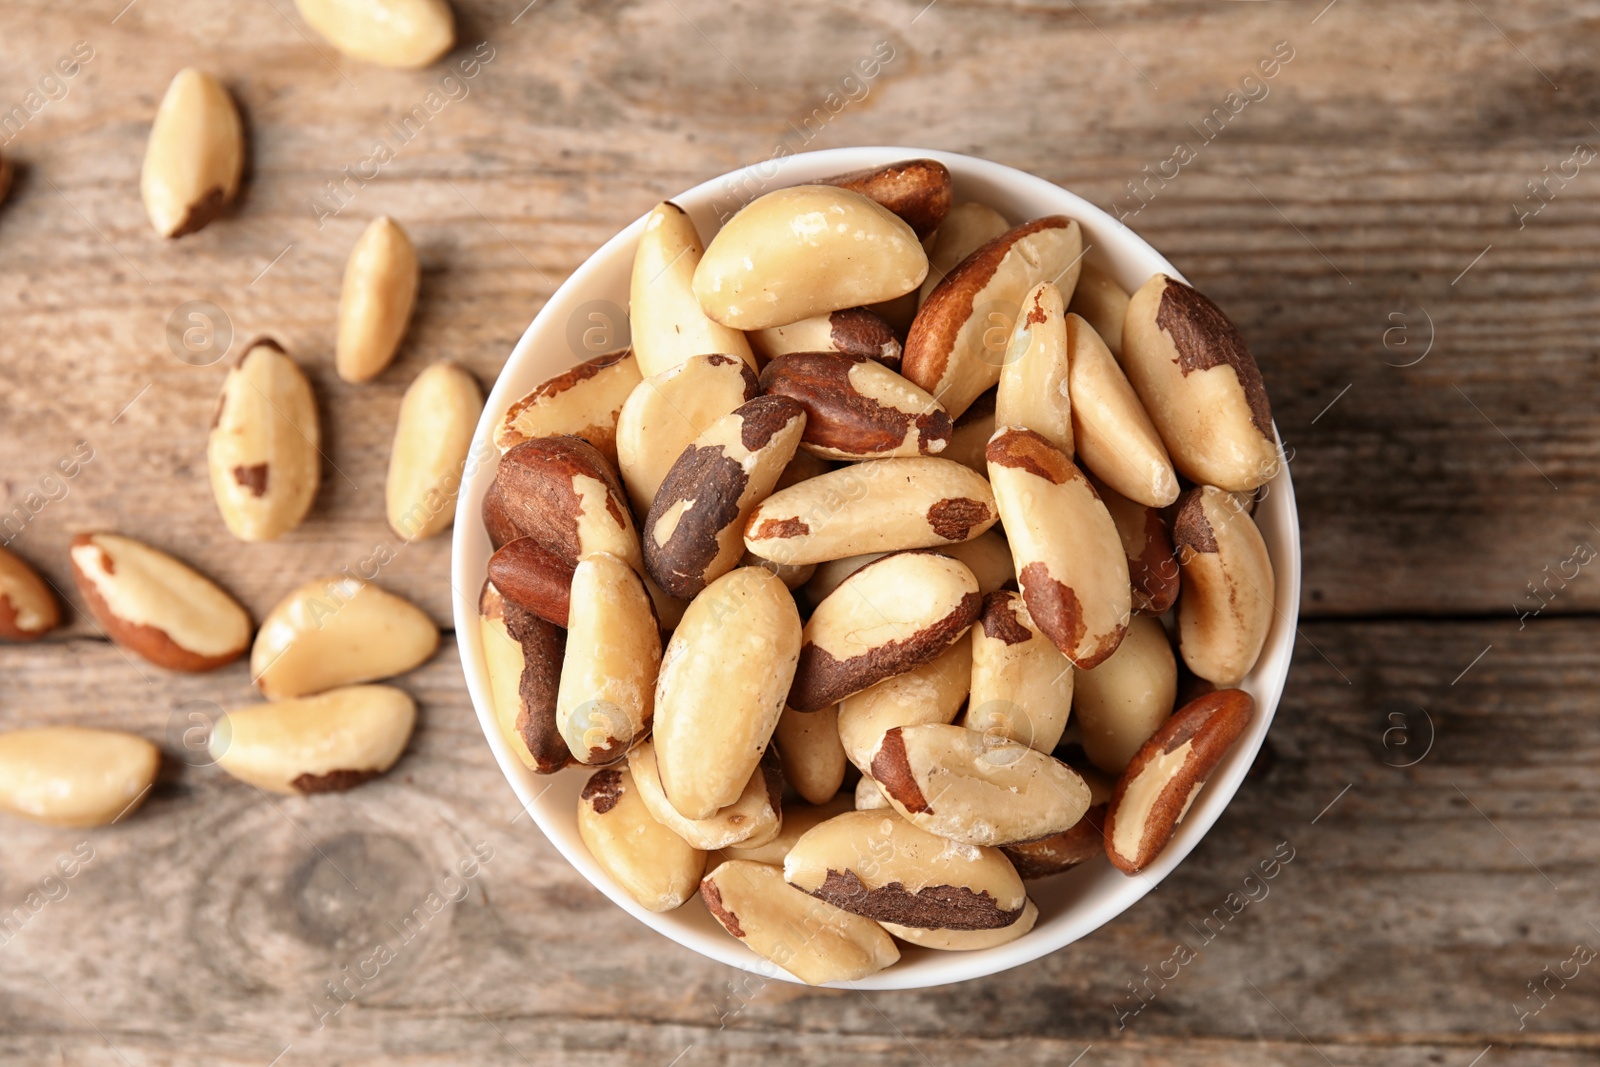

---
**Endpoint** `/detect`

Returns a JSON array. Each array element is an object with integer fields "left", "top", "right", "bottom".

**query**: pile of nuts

[
  {"left": 0, "top": 0, "right": 477, "bottom": 828},
  {"left": 477, "top": 158, "right": 1282, "bottom": 982}
]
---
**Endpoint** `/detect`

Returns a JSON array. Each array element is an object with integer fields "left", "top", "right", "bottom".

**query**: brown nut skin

[
  {"left": 481, "top": 481, "right": 523, "bottom": 550},
  {"left": 69, "top": 532, "right": 252, "bottom": 672},
  {"left": 986, "top": 427, "right": 1131, "bottom": 669},
  {"left": 819, "top": 158, "right": 953, "bottom": 239},
  {"left": 495, "top": 349, "right": 641, "bottom": 463},
  {"left": 1003, "top": 802, "right": 1108, "bottom": 879},
  {"left": 882, "top": 897, "right": 1038, "bottom": 950},
  {"left": 903, "top": 216, "right": 1083, "bottom": 420},
  {"left": 761, "top": 352, "right": 950, "bottom": 461},
  {"left": 486, "top": 536, "right": 574, "bottom": 628},
  {"left": 643, "top": 395, "right": 807, "bottom": 600},
  {"left": 0, "top": 546, "right": 60, "bottom": 641},
  {"left": 784, "top": 809, "right": 1026, "bottom": 930},
  {"left": 749, "top": 307, "right": 904, "bottom": 371},
  {"left": 479, "top": 581, "right": 572, "bottom": 774},
  {"left": 837, "top": 637, "right": 971, "bottom": 774},
  {"left": 789, "top": 551, "right": 981, "bottom": 712},
  {"left": 1104, "top": 688, "right": 1253, "bottom": 874},
  {"left": 701, "top": 859, "right": 900, "bottom": 986},
  {"left": 1173, "top": 486, "right": 1275, "bottom": 686},
  {"left": 1121, "top": 274, "right": 1279, "bottom": 492},
  {"left": 494, "top": 435, "right": 641, "bottom": 572},
  {"left": 1092, "top": 474, "right": 1180, "bottom": 615},
  {"left": 578, "top": 768, "right": 706, "bottom": 913}
]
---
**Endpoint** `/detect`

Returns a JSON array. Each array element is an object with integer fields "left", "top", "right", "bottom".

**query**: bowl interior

[{"left": 451, "top": 147, "right": 1302, "bottom": 990}]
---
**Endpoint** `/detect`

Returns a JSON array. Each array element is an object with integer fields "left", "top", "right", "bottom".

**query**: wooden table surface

[{"left": 3, "top": 0, "right": 1598, "bottom": 1063}]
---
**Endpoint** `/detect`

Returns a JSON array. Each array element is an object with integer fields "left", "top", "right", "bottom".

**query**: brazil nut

[
  {"left": 701, "top": 859, "right": 900, "bottom": 985},
  {"left": 486, "top": 536, "right": 575, "bottom": 627},
  {"left": 0, "top": 546, "right": 58, "bottom": 641},
  {"left": 578, "top": 767, "right": 706, "bottom": 912},
  {"left": 784, "top": 810, "right": 1026, "bottom": 930},
  {"left": 773, "top": 704, "right": 846, "bottom": 806},
  {"left": 868, "top": 723, "right": 1090, "bottom": 846},
  {"left": 987, "top": 427, "right": 1130, "bottom": 668},
  {"left": 1067, "top": 261, "right": 1130, "bottom": 358},
  {"left": 836, "top": 637, "right": 971, "bottom": 774},
  {"left": 749, "top": 307, "right": 904, "bottom": 370},
  {"left": 495, "top": 435, "right": 641, "bottom": 572},
  {"left": 653, "top": 567, "right": 800, "bottom": 818},
  {"left": 789, "top": 551, "right": 980, "bottom": 712},
  {"left": 1002, "top": 764, "right": 1114, "bottom": 878},
  {"left": 1068, "top": 313, "right": 1178, "bottom": 507},
  {"left": 615, "top": 353, "right": 759, "bottom": 514},
  {"left": 479, "top": 581, "right": 571, "bottom": 774},
  {"left": 903, "top": 216, "right": 1083, "bottom": 419},
  {"left": 760, "top": 352, "right": 950, "bottom": 460},
  {"left": 251, "top": 576, "right": 438, "bottom": 699},
  {"left": 743, "top": 457, "right": 997, "bottom": 566},
  {"left": 496, "top": 349, "right": 642, "bottom": 463},
  {"left": 965, "top": 590, "right": 1074, "bottom": 754},
  {"left": 643, "top": 396, "right": 806, "bottom": 599},
  {"left": 211, "top": 685, "right": 416, "bottom": 795},
  {"left": 1092, "top": 476, "right": 1180, "bottom": 615},
  {"left": 1121, "top": 274, "right": 1279, "bottom": 491},
  {"left": 995, "top": 281, "right": 1072, "bottom": 455},
  {"left": 1073, "top": 613, "right": 1177, "bottom": 776},
  {"left": 918, "top": 201, "right": 1010, "bottom": 305},
  {"left": 630, "top": 201, "right": 756, "bottom": 377},
  {"left": 694, "top": 186, "right": 928, "bottom": 331},
  {"left": 1104, "top": 688, "right": 1253, "bottom": 874},
  {"left": 208, "top": 339, "right": 320, "bottom": 543},
  {"left": 557, "top": 553, "right": 661, "bottom": 764},
  {"left": 0, "top": 727, "right": 159, "bottom": 827},
  {"left": 628, "top": 741, "right": 782, "bottom": 850},
  {"left": 819, "top": 157, "right": 953, "bottom": 238},
  {"left": 1173, "top": 486, "right": 1275, "bottom": 685}
]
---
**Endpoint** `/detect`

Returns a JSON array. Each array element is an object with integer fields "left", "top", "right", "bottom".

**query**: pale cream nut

[
  {"left": 293, "top": 0, "right": 456, "bottom": 68},
  {"left": 336, "top": 216, "right": 420, "bottom": 382},
  {"left": 207, "top": 339, "right": 321, "bottom": 543},
  {"left": 0, "top": 727, "right": 159, "bottom": 827},
  {"left": 251, "top": 576, "right": 438, "bottom": 698},
  {"left": 578, "top": 767, "right": 706, "bottom": 913},
  {"left": 140, "top": 68, "right": 243, "bottom": 238},
  {"left": 386, "top": 360, "right": 483, "bottom": 541},
  {"left": 211, "top": 684, "right": 416, "bottom": 795}
]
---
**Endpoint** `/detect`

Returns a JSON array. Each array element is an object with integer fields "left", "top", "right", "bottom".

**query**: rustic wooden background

[{"left": 3, "top": 0, "right": 1597, "bottom": 1062}]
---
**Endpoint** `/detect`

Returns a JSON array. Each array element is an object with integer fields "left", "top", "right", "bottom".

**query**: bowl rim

[{"left": 451, "top": 145, "right": 1302, "bottom": 990}]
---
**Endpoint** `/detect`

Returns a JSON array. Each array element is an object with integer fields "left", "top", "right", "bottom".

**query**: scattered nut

[
  {"left": 643, "top": 397, "right": 806, "bottom": 599},
  {"left": 702, "top": 859, "right": 900, "bottom": 985},
  {"left": 479, "top": 581, "right": 571, "bottom": 773},
  {"left": 1173, "top": 486, "right": 1276, "bottom": 685},
  {"left": 694, "top": 186, "right": 928, "bottom": 331},
  {"left": 631, "top": 202, "right": 756, "bottom": 377},
  {"left": 211, "top": 684, "right": 416, "bottom": 795},
  {"left": 749, "top": 307, "right": 904, "bottom": 371},
  {"left": 69, "top": 532, "right": 251, "bottom": 672},
  {"left": 995, "top": 281, "right": 1072, "bottom": 455},
  {"left": 251, "top": 576, "right": 439, "bottom": 698},
  {"left": 336, "top": 216, "right": 420, "bottom": 382},
  {"left": 387, "top": 360, "right": 483, "bottom": 542},
  {"left": 496, "top": 349, "right": 642, "bottom": 463},
  {"left": 966, "top": 590, "right": 1074, "bottom": 754},
  {"left": 743, "top": 457, "right": 997, "bottom": 566},
  {"left": 616, "top": 353, "right": 758, "bottom": 514},
  {"left": 628, "top": 741, "right": 782, "bottom": 850},
  {"left": 760, "top": 352, "right": 951, "bottom": 461},
  {"left": 784, "top": 809, "right": 1027, "bottom": 930},
  {"left": 557, "top": 553, "right": 661, "bottom": 764},
  {"left": 987, "top": 427, "right": 1130, "bottom": 668},
  {"left": 1068, "top": 313, "right": 1178, "bottom": 507},
  {"left": 1104, "top": 688, "right": 1253, "bottom": 874},
  {"left": 0, "top": 546, "right": 60, "bottom": 641},
  {"left": 578, "top": 767, "right": 706, "bottom": 912},
  {"left": 653, "top": 567, "right": 800, "bottom": 818},
  {"left": 837, "top": 637, "right": 971, "bottom": 773},
  {"left": 773, "top": 703, "right": 846, "bottom": 805},
  {"left": 1073, "top": 613, "right": 1177, "bottom": 775},
  {"left": 1122, "top": 274, "right": 1279, "bottom": 491},
  {"left": 0, "top": 727, "right": 159, "bottom": 827},
  {"left": 868, "top": 723, "right": 1090, "bottom": 846},
  {"left": 903, "top": 216, "right": 1082, "bottom": 419},
  {"left": 790, "top": 551, "right": 980, "bottom": 712},
  {"left": 208, "top": 339, "right": 321, "bottom": 543},
  {"left": 293, "top": 0, "right": 456, "bottom": 68},
  {"left": 819, "top": 158, "right": 953, "bottom": 239},
  {"left": 140, "top": 68, "right": 243, "bottom": 238}
]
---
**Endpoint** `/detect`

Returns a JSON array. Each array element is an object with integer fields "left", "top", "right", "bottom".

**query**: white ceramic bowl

[{"left": 452, "top": 147, "right": 1301, "bottom": 990}]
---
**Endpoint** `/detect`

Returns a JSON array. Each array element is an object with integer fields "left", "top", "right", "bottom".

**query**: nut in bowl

[{"left": 452, "top": 147, "right": 1301, "bottom": 989}]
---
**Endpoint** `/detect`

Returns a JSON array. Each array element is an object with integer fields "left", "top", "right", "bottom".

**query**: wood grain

[{"left": 1, "top": 0, "right": 1597, "bottom": 1061}]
